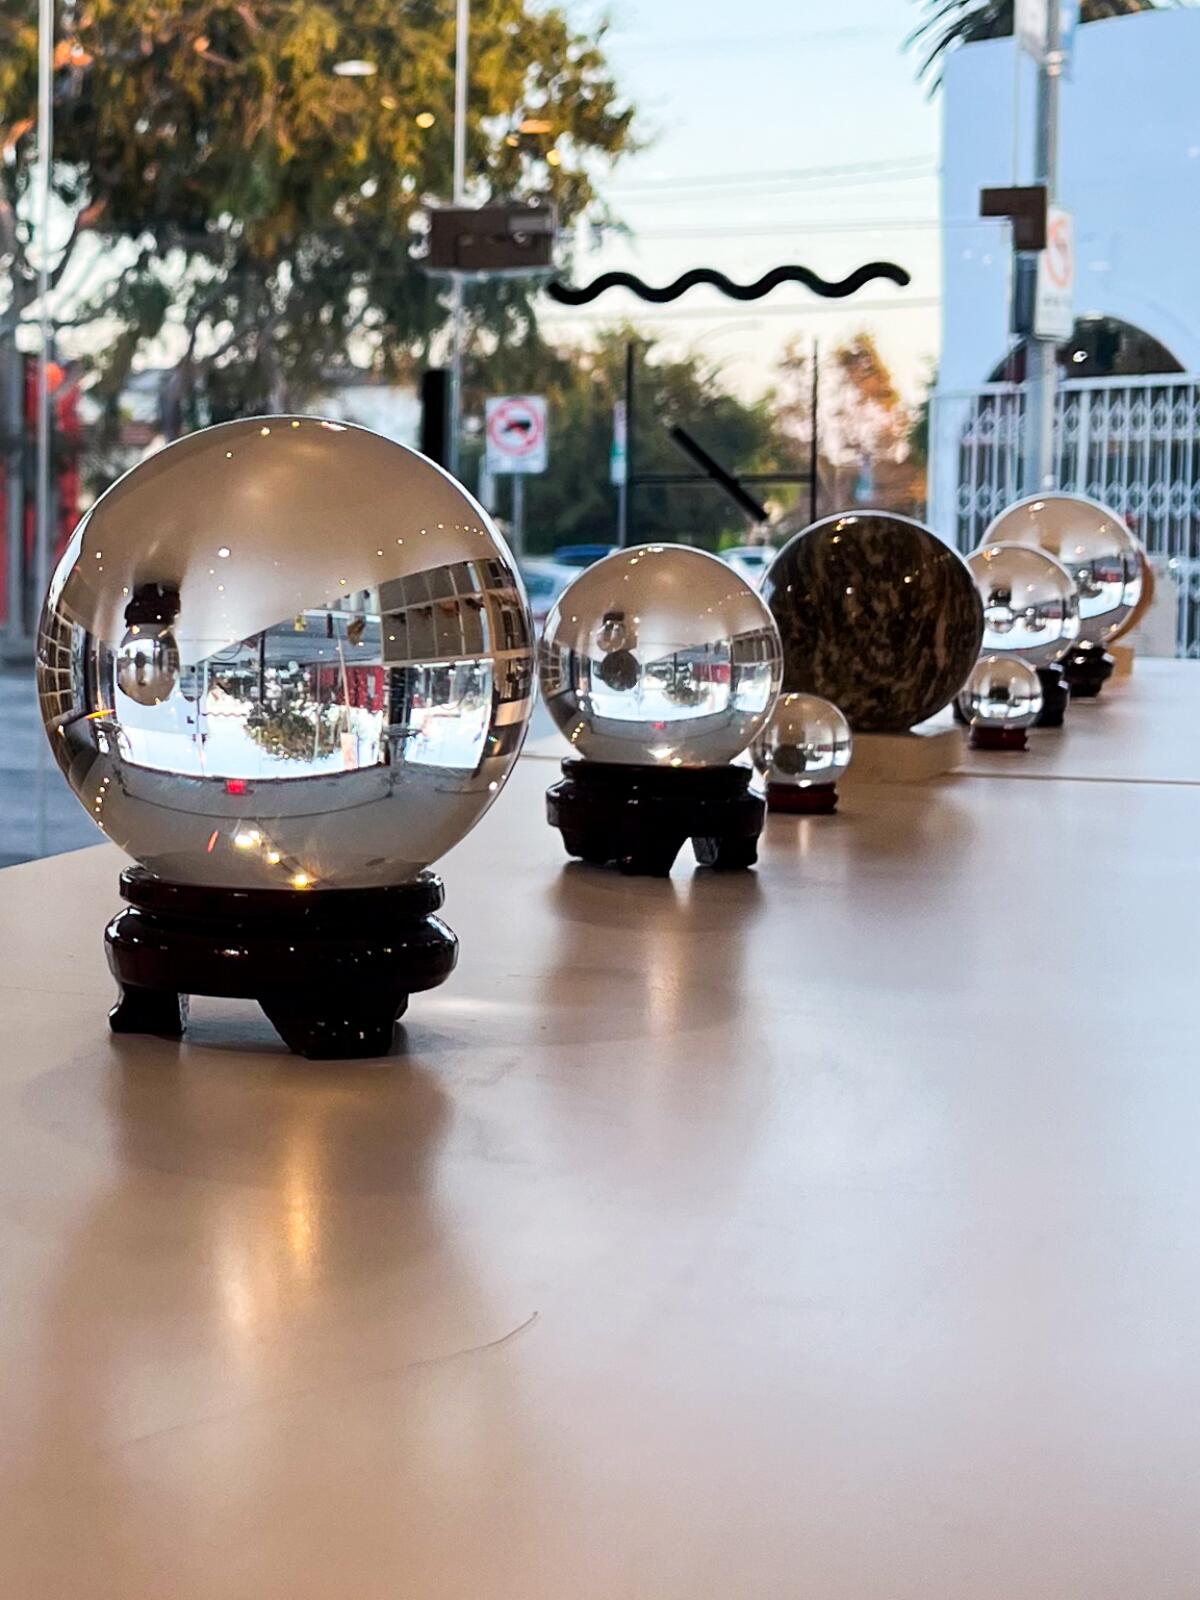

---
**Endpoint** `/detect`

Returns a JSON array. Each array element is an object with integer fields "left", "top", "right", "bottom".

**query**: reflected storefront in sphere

[
  {"left": 537, "top": 544, "right": 782, "bottom": 766},
  {"left": 37, "top": 417, "right": 535, "bottom": 889}
]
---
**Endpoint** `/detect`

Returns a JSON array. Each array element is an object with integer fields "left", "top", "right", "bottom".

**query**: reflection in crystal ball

[
  {"left": 115, "top": 628, "right": 181, "bottom": 707},
  {"left": 538, "top": 545, "right": 783, "bottom": 766},
  {"left": 957, "top": 655, "right": 1043, "bottom": 730},
  {"left": 37, "top": 417, "right": 535, "bottom": 889},
  {"left": 750, "top": 693, "right": 852, "bottom": 788},
  {"left": 967, "top": 541, "right": 1080, "bottom": 668},
  {"left": 982, "top": 493, "right": 1142, "bottom": 645}
]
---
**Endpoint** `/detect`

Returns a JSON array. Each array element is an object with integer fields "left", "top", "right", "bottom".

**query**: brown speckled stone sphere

[{"left": 762, "top": 512, "right": 984, "bottom": 733}]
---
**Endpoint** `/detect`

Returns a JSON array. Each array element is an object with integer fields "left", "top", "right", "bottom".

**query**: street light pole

[
  {"left": 1025, "top": 0, "right": 1063, "bottom": 492},
  {"left": 33, "top": 0, "right": 54, "bottom": 850},
  {"left": 448, "top": 0, "right": 469, "bottom": 477},
  {"left": 35, "top": 0, "right": 53, "bottom": 629}
]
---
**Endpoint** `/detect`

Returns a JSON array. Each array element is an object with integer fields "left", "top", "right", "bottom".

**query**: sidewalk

[{"left": 0, "top": 665, "right": 99, "bottom": 867}]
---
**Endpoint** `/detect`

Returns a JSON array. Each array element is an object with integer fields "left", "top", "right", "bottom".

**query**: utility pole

[
  {"left": 621, "top": 341, "right": 637, "bottom": 548},
  {"left": 33, "top": 0, "right": 54, "bottom": 853},
  {"left": 35, "top": 0, "right": 53, "bottom": 627},
  {"left": 810, "top": 338, "right": 819, "bottom": 525},
  {"left": 447, "top": 0, "right": 469, "bottom": 477},
  {"left": 1025, "top": 0, "right": 1063, "bottom": 492},
  {"left": 511, "top": 473, "right": 525, "bottom": 558}
]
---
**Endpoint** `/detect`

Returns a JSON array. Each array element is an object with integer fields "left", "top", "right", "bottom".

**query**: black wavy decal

[{"left": 545, "top": 261, "right": 911, "bottom": 307}]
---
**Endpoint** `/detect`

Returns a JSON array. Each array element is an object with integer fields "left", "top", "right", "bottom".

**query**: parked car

[
  {"left": 552, "top": 543, "right": 616, "bottom": 569},
  {"left": 520, "top": 559, "right": 576, "bottom": 631},
  {"left": 720, "top": 544, "right": 777, "bottom": 588}
]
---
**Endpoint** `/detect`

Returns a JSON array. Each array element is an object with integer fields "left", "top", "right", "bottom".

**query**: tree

[
  {"left": 0, "top": 0, "right": 635, "bottom": 429},
  {"left": 776, "top": 332, "right": 925, "bottom": 519},
  {"left": 907, "top": 0, "right": 1171, "bottom": 87},
  {"left": 462, "top": 329, "right": 788, "bottom": 555}
]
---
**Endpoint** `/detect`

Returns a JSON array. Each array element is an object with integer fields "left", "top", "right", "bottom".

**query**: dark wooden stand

[
  {"left": 546, "top": 760, "right": 765, "bottom": 876},
  {"left": 766, "top": 780, "right": 839, "bottom": 814},
  {"left": 1061, "top": 641, "right": 1115, "bottom": 699},
  {"left": 1035, "top": 662, "right": 1070, "bottom": 727},
  {"left": 105, "top": 868, "right": 457, "bottom": 1059},
  {"left": 969, "top": 725, "right": 1029, "bottom": 751}
]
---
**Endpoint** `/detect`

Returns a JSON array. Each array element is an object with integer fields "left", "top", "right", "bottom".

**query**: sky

[{"left": 545, "top": 0, "right": 944, "bottom": 400}]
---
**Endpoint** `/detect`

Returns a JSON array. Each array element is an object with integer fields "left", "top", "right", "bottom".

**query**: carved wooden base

[
  {"left": 105, "top": 868, "right": 457, "bottom": 1059},
  {"left": 546, "top": 761, "right": 764, "bottom": 877},
  {"left": 1062, "top": 642, "right": 1115, "bottom": 699},
  {"left": 766, "top": 781, "right": 839, "bottom": 814},
  {"left": 1034, "top": 662, "right": 1070, "bottom": 727},
  {"left": 969, "top": 724, "right": 1029, "bottom": 751}
]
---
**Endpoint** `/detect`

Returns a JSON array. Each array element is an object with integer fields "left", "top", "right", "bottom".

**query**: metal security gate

[{"left": 929, "top": 374, "right": 1200, "bottom": 656}]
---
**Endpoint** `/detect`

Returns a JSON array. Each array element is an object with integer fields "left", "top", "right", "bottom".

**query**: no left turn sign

[{"left": 485, "top": 395, "right": 548, "bottom": 475}]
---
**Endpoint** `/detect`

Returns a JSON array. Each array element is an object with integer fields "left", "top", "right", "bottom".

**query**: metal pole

[
  {"left": 511, "top": 473, "right": 525, "bottom": 558},
  {"left": 2, "top": 332, "right": 23, "bottom": 656},
  {"left": 615, "top": 400, "right": 628, "bottom": 547},
  {"left": 35, "top": 0, "right": 53, "bottom": 625},
  {"left": 622, "top": 340, "right": 636, "bottom": 548},
  {"left": 33, "top": 0, "right": 53, "bottom": 854},
  {"left": 1025, "top": 2, "right": 1062, "bottom": 492},
  {"left": 447, "top": 0, "right": 469, "bottom": 478},
  {"left": 809, "top": 338, "right": 819, "bottom": 525}
]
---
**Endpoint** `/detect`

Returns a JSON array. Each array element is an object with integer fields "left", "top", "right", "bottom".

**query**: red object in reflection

[
  {"left": 1, "top": 358, "right": 83, "bottom": 628},
  {"left": 224, "top": 778, "right": 249, "bottom": 796},
  {"left": 311, "top": 664, "right": 385, "bottom": 710}
]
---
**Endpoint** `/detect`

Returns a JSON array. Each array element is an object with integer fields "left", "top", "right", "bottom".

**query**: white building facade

[{"left": 929, "top": 8, "right": 1200, "bottom": 651}]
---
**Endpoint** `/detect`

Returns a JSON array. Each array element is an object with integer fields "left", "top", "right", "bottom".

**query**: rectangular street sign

[
  {"left": 484, "top": 395, "right": 548, "bottom": 476},
  {"left": 1034, "top": 205, "right": 1074, "bottom": 340},
  {"left": 1016, "top": 0, "right": 1048, "bottom": 60},
  {"left": 610, "top": 400, "right": 627, "bottom": 486}
]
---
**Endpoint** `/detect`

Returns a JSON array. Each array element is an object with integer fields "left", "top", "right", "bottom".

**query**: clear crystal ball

[
  {"left": 750, "top": 693, "right": 852, "bottom": 788},
  {"left": 982, "top": 493, "right": 1142, "bottom": 645},
  {"left": 538, "top": 544, "right": 782, "bottom": 766},
  {"left": 957, "top": 655, "right": 1044, "bottom": 729},
  {"left": 37, "top": 417, "right": 535, "bottom": 888},
  {"left": 967, "top": 540, "right": 1081, "bottom": 667}
]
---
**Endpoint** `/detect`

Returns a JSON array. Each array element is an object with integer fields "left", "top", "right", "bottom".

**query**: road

[{"left": 0, "top": 666, "right": 99, "bottom": 867}]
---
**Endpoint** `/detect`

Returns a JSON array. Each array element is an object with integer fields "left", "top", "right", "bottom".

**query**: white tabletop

[
  {"left": 1, "top": 662, "right": 1198, "bottom": 1598},
  {"left": 949, "top": 656, "right": 1200, "bottom": 785}
]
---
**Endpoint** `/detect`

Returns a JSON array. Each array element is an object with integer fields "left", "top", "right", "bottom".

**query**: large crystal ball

[
  {"left": 750, "top": 693, "right": 852, "bottom": 789},
  {"left": 761, "top": 512, "right": 983, "bottom": 732},
  {"left": 37, "top": 417, "right": 535, "bottom": 889},
  {"left": 967, "top": 540, "right": 1080, "bottom": 667},
  {"left": 982, "top": 493, "right": 1143, "bottom": 645},
  {"left": 957, "top": 655, "right": 1043, "bottom": 730},
  {"left": 538, "top": 544, "right": 782, "bottom": 766}
]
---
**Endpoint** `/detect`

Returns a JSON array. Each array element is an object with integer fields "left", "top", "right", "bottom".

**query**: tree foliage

[
  {"left": 907, "top": 0, "right": 1171, "bottom": 87},
  {"left": 0, "top": 0, "right": 635, "bottom": 426}
]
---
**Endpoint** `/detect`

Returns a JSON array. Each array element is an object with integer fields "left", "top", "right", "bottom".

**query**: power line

[
  {"left": 616, "top": 217, "right": 1004, "bottom": 242},
  {"left": 606, "top": 155, "right": 937, "bottom": 196},
  {"left": 611, "top": 171, "right": 940, "bottom": 210}
]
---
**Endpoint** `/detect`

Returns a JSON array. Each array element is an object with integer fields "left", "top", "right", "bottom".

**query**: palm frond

[{"left": 906, "top": 0, "right": 1175, "bottom": 92}]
